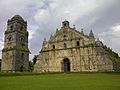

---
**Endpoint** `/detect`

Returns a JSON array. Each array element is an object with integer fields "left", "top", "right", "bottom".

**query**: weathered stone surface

[
  {"left": 1, "top": 15, "right": 29, "bottom": 72},
  {"left": 34, "top": 21, "right": 113, "bottom": 72}
]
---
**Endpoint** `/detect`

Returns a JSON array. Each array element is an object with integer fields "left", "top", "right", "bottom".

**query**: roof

[{"left": 11, "top": 15, "right": 24, "bottom": 21}]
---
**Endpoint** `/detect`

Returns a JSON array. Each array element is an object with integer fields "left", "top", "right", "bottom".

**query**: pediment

[{"left": 49, "top": 27, "right": 89, "bottom": 42}]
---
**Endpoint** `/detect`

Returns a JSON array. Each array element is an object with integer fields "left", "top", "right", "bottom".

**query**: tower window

[
  {"left": 53, "top": 45, "right": 55, "bottom": 49},
  {"left": 10, "top": 25, "right": 13, "bottom": 30},
  {"left": 77, "top": 41, "right": 80, "bottom": 46},
  {"left": 8, "top": 37, "right": 12, "bottom": 41},
  {"left": 21, "top": 53, "right": 24, "bottom": 59},
  {"left": 20, "top": 37, "right": 25, "bottom": 42},
  {"left": 6, "top": 53, "right": 9, "bottom": 60},
  {"left": 64, "top": 43, "right": 67, "bottom": 48},
  {"left": 21, "top": 38, "right": 24, "bottom": 42},
  {"left": 8, "top": 35, "right": 12, "bottom": 41}
]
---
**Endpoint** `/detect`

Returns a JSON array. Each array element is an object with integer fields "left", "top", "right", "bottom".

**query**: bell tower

[{"left": 1, "top": 15, "right": 29, "bottom": 72}]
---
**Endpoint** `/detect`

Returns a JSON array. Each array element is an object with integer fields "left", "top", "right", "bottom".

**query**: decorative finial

[
  {"left": 43, "top": 37, "right": 47, "bottom": 46},
  {"left": 81, "top": 28, "right": 84, "bottom": 34},
  {"left": 73, "top": 25, "right": 76, "bottom": 29},
  {"left": 44, "top": 37, "right": 46, "bottom": 41},
  {"left": 56, "top": 28, "right": 58, "bottom": 33},
  {"left": 50, "top": 34, "right": 52, "bottom": 39},
  {"left": 89, "top": 29, "right": 94, "bottom": 38},
  {"left": 97, "top": 38, "right": 100, "bottom": 41}
]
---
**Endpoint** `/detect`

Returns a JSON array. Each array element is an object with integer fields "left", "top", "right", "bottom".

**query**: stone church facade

[
  {"left": 34, "top": 21, "right": 113, "bottom": 72},
  {"left": 1, "top": 15, "right": 29, "bottom": 72}
]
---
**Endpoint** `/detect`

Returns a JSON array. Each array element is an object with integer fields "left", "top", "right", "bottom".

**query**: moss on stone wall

[
  {"left": 5, "top": 30, "right": 28, "bottom": 36},
  {"left": 2, "top": 47, "right": 29, "bottom": 52}
]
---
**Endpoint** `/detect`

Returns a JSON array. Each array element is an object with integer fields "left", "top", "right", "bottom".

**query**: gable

[{"left": 49, "top": 27, "right": 89, "bottom": 43}]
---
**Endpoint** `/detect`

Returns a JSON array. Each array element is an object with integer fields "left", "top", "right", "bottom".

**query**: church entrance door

[{"left": 62, "top": 58, "right": 70, "bottom": 72}]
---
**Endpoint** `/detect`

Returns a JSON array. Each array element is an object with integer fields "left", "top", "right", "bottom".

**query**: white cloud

[
  {"left": 34, "top": 0, "right": 100, "bottom": 23},
  {"left": 112, "top": 24, "right": 120, "bottom": 32},
  {"left": 28, "top": 25, "right": 39, "bottom": 40},
  {"left": 34, "top": 9, "right": 50, "bottom": 24},
  {"left": 98, "top": 24, "right": 120, "bottom": 55}
]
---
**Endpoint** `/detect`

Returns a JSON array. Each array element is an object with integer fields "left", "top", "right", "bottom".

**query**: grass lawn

[{"left": 0, "top": 73, "right": 120, "bottom": 90}]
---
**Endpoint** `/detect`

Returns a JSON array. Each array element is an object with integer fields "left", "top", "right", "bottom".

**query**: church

[
  {"left": 34, "top": 20, "right": 114, "bottom": 72},
  {"left": 1, "top": 15, "right": 120, "bottom": 72}
]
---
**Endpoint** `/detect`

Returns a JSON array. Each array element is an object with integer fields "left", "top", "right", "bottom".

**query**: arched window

[
  {"left": 20, "top": 36, "right": 25, "bottom": 42},
  {"left": 8, "top": 37, "right": 12, "bottom": 41},
  {"left": 21, "top": 38, "right": 24, "bottom": 42},
  {"left": 14, "top": 23, "right": 19, "bottom": 29},
  {"left": 64, "top": 35, "right": 66, "bottom": 37},
  {"left": 64, "top": 23, "right": 66, "bottom": 26},
  {"left": 77, "top": 41, "right": 80, "bottom": 46},
  {"left": 8, "top": 35, "right": 12, "bottom": 41},
  {"left": 10, "top": 25, "right": 13, "bottom": 30},
  {"left": 53, "top": 45, "right": 55, "bottom": 49},
  {"left": 6, "top": 53, "right": 9, "bottom": 60},
  {"left": 64, "top": 43, "right": 67, "bottom": 48},
  {"left": 21, "top": 53, "right": 24, "bottom": 61}
]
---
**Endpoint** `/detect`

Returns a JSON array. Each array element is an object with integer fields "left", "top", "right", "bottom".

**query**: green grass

[{"left": 0, "top": 73, "right": 120, "bottom": 90}]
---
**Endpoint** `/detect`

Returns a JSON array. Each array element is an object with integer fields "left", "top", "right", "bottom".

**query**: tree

[
  {"left": 28, "top": 61, "right": 34, "bottom": 72},
  {"left": 32, "top": 55, "right": 38, "bottom": 65}
]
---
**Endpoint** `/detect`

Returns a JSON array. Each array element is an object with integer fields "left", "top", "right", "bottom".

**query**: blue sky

[{"left": 0, "top": 0, "right": 120, "bottom": 60}]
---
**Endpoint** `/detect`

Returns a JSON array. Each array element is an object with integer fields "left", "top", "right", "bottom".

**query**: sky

[{"left": 0, "top": 0, "right": 120, "bottom": 60}]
